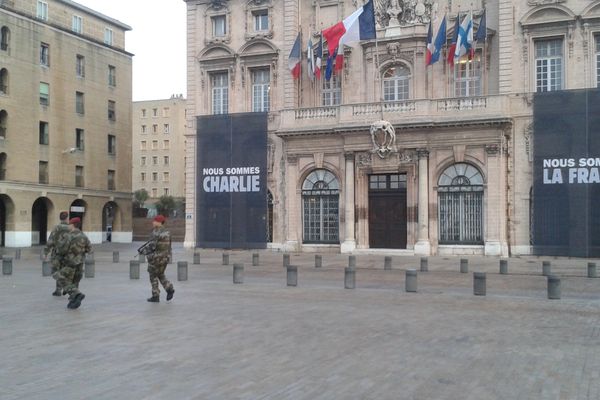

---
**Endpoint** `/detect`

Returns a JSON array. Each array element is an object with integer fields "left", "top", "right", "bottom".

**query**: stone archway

[
  {"left": 101, "top": 201, "right": 121, "bottom": 242},
  {"left": 69, "top": 199, "right": 87, "bottom": 231},
  {"left": 32, "top": 197, "right": 53, "bottom": 245}
]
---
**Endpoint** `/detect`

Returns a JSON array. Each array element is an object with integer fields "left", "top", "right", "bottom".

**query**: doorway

[{"left": 368, "top": 174, "right": 407, "bottom": 249}]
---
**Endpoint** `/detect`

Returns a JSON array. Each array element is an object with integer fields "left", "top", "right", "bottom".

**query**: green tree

[
  {"left": 156, "top": 195, "right": 176, "bottom": 217},
  {"left": 133, "top": 189, "right": 149, "bottom": 208}
]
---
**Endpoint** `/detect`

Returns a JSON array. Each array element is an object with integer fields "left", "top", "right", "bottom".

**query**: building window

[
  {"left": 152, "top": 156, "right": 158, "bottom": 165},
  {"left": 253, "top": 10, "right": 268, "bottom": 31},
  {"left": 152, "top": 140, "right": 158, "bottom": 150},
  {"left": 75, "top": 165, "right": 84, "bottom": 187},
  {"left": 211, "top": 72, "right": 228, "bottom": 115},
  {"left": 164, "top": 156, "right": 169, "bottom": 165},
  {"left": 164, "top": 188, "right": 169, "bottom": 196},
  {"left": 212, "top": 15, "right": 226, "bottom": 37},
  {"left": 151, "top": 188, "right": 158, "bottom": 197},
  {"left": 164, "top": 124, "right": 170, "bottom": 134},
  {"left": 152, "top": 108, "right": 158, "bottom": 117},
  {"left": 141, "top": 125, "right": 147, "bottom": 134},
  {"left": 108, "top": 65, "right": 116, "bottom": 87},
  {"left": 163, "top": 140, "right": 170, "bottom": 149},
  {"left": 76, "top": 91, "right": 84, "bottom": 114},
  {"left": 0, "top": 152, "right": 6, "bottom": 180},
  {"left": 0, "top": 68, "right": 7, "bottom": 94},
  {"left": 535, "top": 38, "right": 563, "bottom": 93},
  {"left": 76, "top": 129, "right": 84, "bottom": 150},
  {"left": 40, "top": 43, "right": 49, "bottom": 66},
  {"left": 72, "top": 15, "right": 82, "bottom": 34},
  {"left": 454, "top": 51, "right": 482, "bottom": 97},
  {"left": 152, "top": 124, "right": 158, "bottom": 133},
  {"left": 141, "top": 141, "right": 147, "bottom": 150},
  {"left": 152, "top": 172, "right": 158, "bottom": 182},
  {"left": 39, "top": 82, "right": 49, "bottom": 106},
  {"left": 322, "top": 73, "right": 341, "bottom": 106},
  {"left": 141, "top": 109, "right": 146, "bottom": 118},
  {"left": 252, "top": 69, "right": 270, "bottom": 112},
  {"left": 141, "top": 172, "right": 146, "bottom": 182},
  {"left": 1, "top": 26, "right": 10, "bottom": 51},
  {"left": 438, "top": 163, "right": 484, "bottom": 244},
  {"left": 39, "top": 121, "right": 49, "bottom": 145},
  {"left": 383, "top": 65, "right": 411, "bottom": 101},
  {"left": 37, "top": 1, "right": 48, "bottom": 21},
  {"left": 302, "top": 169, "right": 340, "bottom": 243},
  {"left": 107, "top": 170, "right": 115, "bottom": 190},
  {"left": 0, "top": 110, "right": 7, "bottom": 139},
  {"left": 104, "top": 28, "right": 113, "bottom": 45},
  {"left": 39, "top": 161, "right": 48, "bottom": 184},
  {"left": 163, "top": 172, "right": 169, "bottom": 182},
  {"left": 108, "top": 134, "right": 116, "bottom": 155},
  {"left": 108, "top": 100, "right": 116, "bottom": 121},
  {"left": 141, "top": 156, "right": 146, "bottom": 166},
  {"left": 76, "top": 54, "right": 85, "bottom": 77},
  {"left": 162, "top": 107, "right": 170, "bottom": 117}
]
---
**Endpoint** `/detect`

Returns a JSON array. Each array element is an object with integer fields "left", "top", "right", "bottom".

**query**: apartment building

[
  {"left": 183, "top": 0, "right": 600, "bottom": 255},
  {"left": 0, "top": 0, "right": 133, "bottom": 246}
]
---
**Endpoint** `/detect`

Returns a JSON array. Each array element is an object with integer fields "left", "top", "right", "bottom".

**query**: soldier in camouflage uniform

[
  {"left": 44, "top": 211, "right": 69, "bottom": 296},
  {"left": 53, "top": 217, "right": 91, "bottom": 309},
  {"left": 140, "top": 214, "right": 174, "bottom": 302}
]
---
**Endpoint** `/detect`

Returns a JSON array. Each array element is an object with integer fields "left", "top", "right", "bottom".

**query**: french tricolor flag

[{"left": 288, "top": 33, "right": 301, "bottom": 79}]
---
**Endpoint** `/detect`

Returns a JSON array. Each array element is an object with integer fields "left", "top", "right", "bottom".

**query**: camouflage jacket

[
  {"left": 146, "top": 226, "right": 171, "bottom": 264},
  {"left": 61, "top": 229, "right": 92, "bottom": 266},
  {"left": 44, "top": 222, "right": 70, "bottom": 257}
]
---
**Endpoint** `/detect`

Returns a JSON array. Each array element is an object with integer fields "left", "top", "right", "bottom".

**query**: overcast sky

[{"left": 76, "top": 0, "right": 187, "bottom": 101}]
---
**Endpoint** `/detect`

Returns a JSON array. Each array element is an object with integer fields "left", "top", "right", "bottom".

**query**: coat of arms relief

[{"left": 353, "top": 0, "right": 437, "bottom": 28}]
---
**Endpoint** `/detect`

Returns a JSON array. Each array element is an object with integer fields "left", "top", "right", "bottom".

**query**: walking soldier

[
  {"left": 139, "top": 215, "right": 174, "bottom": 302},
  {"left": 44, "top": 211, "right": 70, "bottom": 296}
]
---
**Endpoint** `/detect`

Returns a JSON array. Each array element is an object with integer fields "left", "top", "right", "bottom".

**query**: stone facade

[
  {"left": 183, "top": 0, "right": 600, "bottom": 255},
  {"left": 0, "top": 0, "right": 133, "bottom": 246},
  {"left": 132, "top": 96, "right": 187, "bottom": 200}
]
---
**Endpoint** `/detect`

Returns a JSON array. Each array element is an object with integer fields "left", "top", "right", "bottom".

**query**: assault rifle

[{"left": 137, "top": 239, "right": 156, "bottom": 256}]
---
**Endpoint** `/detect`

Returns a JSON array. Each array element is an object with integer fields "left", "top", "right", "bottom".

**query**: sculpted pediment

[
  {"left": 521, "top": 6, "right": 575, "bottom": 27},
  {"left": 239, "top": 40, "right": 278, "bottom": 56},
  {"left": 198, "top": 45, "right": 234, "bottom": 61},
  {"left": 582, "top": 2, "right": 600, "bottom": 20}
]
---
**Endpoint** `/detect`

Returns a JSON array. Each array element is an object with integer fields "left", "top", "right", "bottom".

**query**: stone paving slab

[{"left": 1, "top": 243, "right": 599, "bottom": 399}]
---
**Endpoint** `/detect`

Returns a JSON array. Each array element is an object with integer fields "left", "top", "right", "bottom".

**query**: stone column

[
  {"left": 341, "top": 152, "right": 356, "bottom": 253},
  {"left": 414, "top": 149, "right": 431, "bottom": 255},
  {"left": 484, "top": 144, "right": 508, "bottom": 256},
  {"left": 284, "top": 155, "right": 299, "bottom": 251}
]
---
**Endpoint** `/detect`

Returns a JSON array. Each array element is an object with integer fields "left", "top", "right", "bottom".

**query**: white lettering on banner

[
  {"left": 202, "top": 166, "right": 262, "bottom": 192},
  {"left": 542, "top": 157, "right": 600, "bottom": 185}
]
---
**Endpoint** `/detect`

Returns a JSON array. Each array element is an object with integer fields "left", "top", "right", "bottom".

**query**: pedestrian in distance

[
  {"left": 139, "top": 214, "right": 174, "bottom": 303},
  {"left": 53, "top": 217, "right": 91, "bottom": 309},
  {"left": 44, "top": 211, "right": 70, "bottom": 296}
]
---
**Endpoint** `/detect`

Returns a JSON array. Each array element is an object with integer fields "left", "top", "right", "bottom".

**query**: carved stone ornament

[
  {"left": 209, "top": 0, "right": 229, "bottom": 10},
  {"left": 375, "top": 0, "right": 436, "bottom": 28},
  {"left": 358, "top": 152, "right": 373, "bottom": 167},
  {"left": 527, "top": 0, "right": 565, "bottom": 5},
  {"left": 370, "top": 120, "right": 397, "bottom": 159},
  {"left": 398, "top": 151, "right": 414, "bottom": 163}
]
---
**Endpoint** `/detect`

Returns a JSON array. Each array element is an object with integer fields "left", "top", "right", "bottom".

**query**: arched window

[
  {"left": 0, "top": 152, "right": 6, "bottom": 180},
  {"left": 1, "top": 26, "right": 9, "bottom": 51},
  {"left": 438, "top": 163, "right": 484, "bottom": 244},
  {"left": 0, "top": 69, "right": 7, "bottom": 95},
  {"left": 302, "top": 169, "right": 339, "bottom": 243},
  {"left": 0, "top": 110, "right": 6, "bottom": 139},
  {"left": 382, "top": 64, "right": 411, "bottom": 101}
]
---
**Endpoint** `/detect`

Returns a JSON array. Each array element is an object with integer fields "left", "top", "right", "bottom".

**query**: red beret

[
  {"left": 69, "top": 217, "right": 81, "bottom": 225},
  {"left": 153, "top": 215, "right": 166, "bottom": 223}
]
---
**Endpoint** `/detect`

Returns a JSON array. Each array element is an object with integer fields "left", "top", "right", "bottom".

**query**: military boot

[
  {"left": 166, "top": 288, "right": 175, "bottom": 301},
  {"left": 67, "top": 293, "right": 85, "bottom": 309},
  {"left": 52, "top": 289, "right": 62, "bottom": 296},
  {"left": 147, "top": 295, "right": 159, "bottom": 303}
]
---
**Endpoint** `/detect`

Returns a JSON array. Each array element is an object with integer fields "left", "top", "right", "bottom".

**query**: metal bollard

[
  {"left": 499, "top": 259, "right": 508, "bottom": 275},
  {"left": 547, "top": 275, "right": 561, "bottom": 299},
  {"left": 233, "top": 263, "right": 244, "bottom": 284},
  {"left": 84, "top": 259, "right": 95, "bottom": 278},
  {"left": 460, "top": 258, "right": 469, "bottom": 273},
  {"left": 252, "top": 253, "right": 259, "bottom": 266},
  {"left": 139, "top": 254, "right": 146, "bottom": 264},
  {"left": 2, "top": 257, "right": 12, "bottom": 275},
  {"left": 286, "top": 265, "right": 298, "bottom": 287},
  {"left": 283, "top": 253, "right": 290, "bottom": 268},
  {"left": 348, "top": 255, "right": 356, "bottom": 270},
  {"left": 42, "top": 260, "right": 52, "bottom": 277},
  {"left": 193, "top": 252, "right": 201, "bottom": 265},
  {"left": 344, "top": 267, "right": 355, "bottom": 289},
  {"left": 588, "top": 262, "right": 597, "bottom": 278},
  {"left": 177, "top": 261, "right": 188, "bottom": 281},
  {"left": 405, "top": 269, "right": 418, "bottom": 293},
  {"left": 473, "top": 272, "right": 486, "bottom": 296},
  {"left": 15, "top": 249, "right": 21, "bottom": 260},
  {"left": 384, "top": 256, "right": 392, "bottom": 270},
  {"left": 113, "top": 251, "right": 119, "bottom": 263},
  {"left": 315, "top": 254, "right": 322, "bottom": 268},
  {"left": 542, "top": 261, "right": 551, "bottom": 276},
  {"left": 222, "top": 253, "right": 229, "bottom": 265},
  {"left": 420, "top": 257, "right": 428, "bottom": 272},
  {"left": 129, "top": 260, "right": 140, "bottom": 279}
]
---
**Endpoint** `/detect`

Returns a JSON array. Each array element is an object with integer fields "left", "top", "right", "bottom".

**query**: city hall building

[
  {"left": 0, "top": 0, "right": 133, "bottom": 247},
  {"left": 183, "top": 0, "right": 600, "bottom": 255}
]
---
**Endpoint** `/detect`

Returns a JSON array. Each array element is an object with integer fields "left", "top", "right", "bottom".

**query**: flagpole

[{"left": 374, "top": 34, "right": 383, "bottom": 120}]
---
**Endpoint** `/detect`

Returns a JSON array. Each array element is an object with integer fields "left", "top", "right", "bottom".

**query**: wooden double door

[{"left": 368, "top": 174, "right": 407, "bottom": 249}]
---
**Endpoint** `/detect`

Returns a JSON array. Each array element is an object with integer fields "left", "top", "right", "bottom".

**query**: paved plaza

[{"left": 1, "top": 243, "right": 599, "bottom": 400}]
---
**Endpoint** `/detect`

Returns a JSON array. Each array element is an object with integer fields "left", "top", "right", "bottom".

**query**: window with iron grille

[
  {"left": 76, "top": 54, "right": 85, "bottom": 77},
  {"left": 535, "top": 38, "right": 563, "bottom": 93},
  {"left": 438, "top": 163, "right": 484, "bottom": 244},
  {"left": 108, "top": 100, "right": 116, "bottom": 121},
  {"left": 302, "top": 169, "right": 339, "bottom": 243},
  {"left": 39, "top": 121, "right": 49, "bottom": 145},
  {"left": 76, "top": 129, "right": 84, "bottom": 150},
  {"left": 108, "top": 134, "right": 116, "bottom": 155}
]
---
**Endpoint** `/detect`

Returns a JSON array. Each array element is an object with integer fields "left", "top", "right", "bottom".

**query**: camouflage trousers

[
  {"left": 50, "top": 257, "right": 64, "bottom": 292},
  {"left": 147, "top": 261, "right": 173, "bottom": 297},
  {"left": 52, "top": 263, "right": 83, "bottom": 296}
]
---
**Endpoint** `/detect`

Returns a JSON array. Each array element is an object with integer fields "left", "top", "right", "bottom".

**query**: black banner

[
  {"left": 533, "top": 89, "right": 600, "bottom": 257},
  {"left": 196, "top": 113, "right": 268, "bottom": 249}
]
